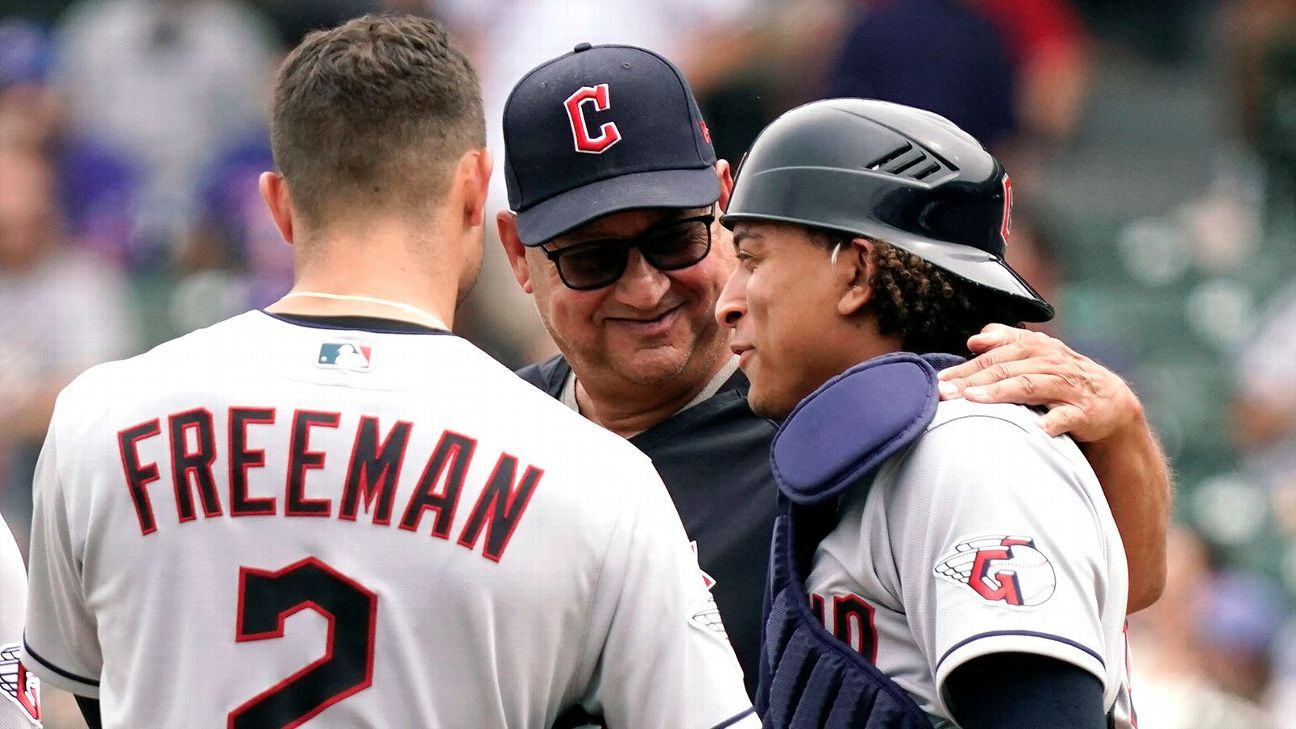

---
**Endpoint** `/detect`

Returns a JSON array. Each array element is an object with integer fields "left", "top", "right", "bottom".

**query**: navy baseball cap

[{"left": 503, "top": 43, "right": 719, "bottom": 246}]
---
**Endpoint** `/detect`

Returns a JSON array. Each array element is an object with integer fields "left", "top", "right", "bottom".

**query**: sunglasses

[{"left": 540, "top": 212, "right": 715, "bottom": 290}]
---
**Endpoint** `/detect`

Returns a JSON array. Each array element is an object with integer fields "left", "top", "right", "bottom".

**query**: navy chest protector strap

[{"left": 757, "top": 353, "right": 962, "bottom": 728}]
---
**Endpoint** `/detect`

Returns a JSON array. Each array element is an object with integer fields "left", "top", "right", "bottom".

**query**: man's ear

[
  {"left": 457, "top": 147, "right": 492, "bottom": 229},
  {"left": 837, "top": 237, "right": 876, "bottom": 316},
  {"left": 715, "top": 159, "right": 735, "bottom": 212},
  {"left": 259, "top": 171, "right": 295, "bottom": 244},
  {"left": 496, "top": 210, "right": 535, "bottom": 294}
]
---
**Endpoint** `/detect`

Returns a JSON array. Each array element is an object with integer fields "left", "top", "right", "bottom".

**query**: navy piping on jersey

[
  {"left": 23, "top": 636, "right": 100, "bottom": 687},
  {"left": 935, "top": 630, "right": 1105, "bottom": 676},
  {"left": 260, "top": 311, "right": 453, "bottom": 335},
  {"left": 710, "top": 707, "right": 756, "bottom": 729}
]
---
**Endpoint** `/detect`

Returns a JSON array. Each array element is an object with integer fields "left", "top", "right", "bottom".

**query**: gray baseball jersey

[
  {"left": 805, "top": 398, "right": 1135, "bottom": 727},
  {"left": 22, "top": 311, "right": 756, "bottom": 728}
]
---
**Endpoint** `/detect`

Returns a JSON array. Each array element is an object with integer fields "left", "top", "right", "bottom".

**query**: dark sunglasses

[{"left": 540, "top": 212, "right": 715, "bottom": 290}]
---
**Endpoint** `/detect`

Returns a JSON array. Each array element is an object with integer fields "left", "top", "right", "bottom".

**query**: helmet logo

[
  {"left": 564, "top": 83, "right": 622, "bottom": 154},
  {"left": 1001, "top": 175, "right": 1013, "bottom": 246}
]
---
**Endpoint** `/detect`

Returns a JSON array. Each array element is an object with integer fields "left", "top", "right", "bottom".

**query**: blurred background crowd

[{"left": 1, "top": 0, "right": 1294, "bottom": 726}]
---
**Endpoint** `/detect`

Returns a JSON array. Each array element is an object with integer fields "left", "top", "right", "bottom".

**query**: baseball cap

[{"left": 503, "top": 43, "right": 719, "bottom": 246}]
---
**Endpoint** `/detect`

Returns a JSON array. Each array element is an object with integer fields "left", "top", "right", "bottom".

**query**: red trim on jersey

[
  {"left": 117, "top": 418, "right": 163, "bottom": 535},
  {"left": 809, "top": 591, "right": 880, "bottom": 664},
  {"left": 397, "top": 430, "right": 477, "bottom": 538},
  {"left": 833, "top": 594, "right": 879, "bottom": 664},
  {"left": 167, "top": 407, "right": 223, "bottom": 521},
  {"left": 339, "top": 416, "right": 413, "bottom": 526},
  {"left": 456, "top": 453, "right": 543, "bottom": 563},
  {"left": 228, "top": 407, "right": 278, "bottom": 517},
  {"left": 284, "top": 410, "right": 341, "bottom": 517},
  {"left": 1124, "top": 621, "right": 1138, "bottom": 727},
  {"left": 809, "top": 593, "right": 826, "bottom": 625},
  {"left": 230, "top": 557, "right": 378, "bottom": 729}
]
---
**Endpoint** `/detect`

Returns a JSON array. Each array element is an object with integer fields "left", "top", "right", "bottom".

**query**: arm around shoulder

[{"left": 1075, "top": 395, "right": 1170, "bottom": 612}]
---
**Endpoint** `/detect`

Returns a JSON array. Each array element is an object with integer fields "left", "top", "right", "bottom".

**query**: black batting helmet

[{"left": 722, "top": 98, "right": 1054, "bottom": 322}]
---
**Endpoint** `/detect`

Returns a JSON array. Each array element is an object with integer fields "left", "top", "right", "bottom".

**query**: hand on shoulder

[{"left": 936, "top": 324, "right": 1144, "bottom": 442}]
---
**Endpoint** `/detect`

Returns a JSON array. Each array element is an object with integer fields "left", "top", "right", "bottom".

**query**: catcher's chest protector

[
  {"left": 759, "top": 511, "right": 932, "bottom": 728},
  {"left": 757, "top": 354, "right": 961, "bottom": 728}
]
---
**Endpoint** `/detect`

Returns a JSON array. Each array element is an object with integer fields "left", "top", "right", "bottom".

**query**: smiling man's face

[
  {"left": 523, "top": 207, "right": 736, "bottom": 390},
  {"left": 716, "top": 221, "right": 861, "bottom": 419}
]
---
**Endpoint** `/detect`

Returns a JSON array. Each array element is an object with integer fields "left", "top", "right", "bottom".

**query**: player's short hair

[
  {"left": 814, "top": 230, "right": 1023, "bottom": 355},
  {"left": 270, "top": 14, "right": 484, "bottom": 225}
]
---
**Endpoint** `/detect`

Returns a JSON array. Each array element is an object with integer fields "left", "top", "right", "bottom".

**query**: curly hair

[{"left": 820, "top": 231, "right": 1024, "bottom": 355}]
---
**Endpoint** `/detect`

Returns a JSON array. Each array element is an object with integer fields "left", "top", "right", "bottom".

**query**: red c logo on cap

[{"left": 564, "top": 84, "right": 622, "bottom": 154}]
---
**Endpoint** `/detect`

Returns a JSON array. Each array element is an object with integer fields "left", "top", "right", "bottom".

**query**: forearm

[{"left": 1078, "top": 402, "right": 1171, "bottom": 613}]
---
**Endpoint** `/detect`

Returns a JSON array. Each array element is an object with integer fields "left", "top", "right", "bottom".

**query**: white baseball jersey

[
  {"left": 805, "top": 398, "right": 1135, "bottom": 728},
  {"left": 0, "top": 516, "right": 40, "bottom": 729},
  {"left": 23, "top": 311, "right": 756, "bottom": 729}
]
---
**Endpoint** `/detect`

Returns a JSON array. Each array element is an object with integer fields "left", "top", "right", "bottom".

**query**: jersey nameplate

[{"left": 116, "top": 410, "right": 541, "bottom": 563}]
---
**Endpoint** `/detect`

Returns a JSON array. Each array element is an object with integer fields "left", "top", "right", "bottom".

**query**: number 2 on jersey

[{"left": 229, "top": 558, "right": 378, "bottom": 729}]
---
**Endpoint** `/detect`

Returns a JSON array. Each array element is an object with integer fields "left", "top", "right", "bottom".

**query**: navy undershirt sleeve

[
  {"left": 75, "top": 696, "right": 102, "bottom": 729},
  {"left": 946, "top": 652, "right": 1106, "bottom": 729}
]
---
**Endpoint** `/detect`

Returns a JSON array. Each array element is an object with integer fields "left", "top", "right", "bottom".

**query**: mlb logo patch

[{"left": 318, "top": 342, "right": 373, "bottom": 371}]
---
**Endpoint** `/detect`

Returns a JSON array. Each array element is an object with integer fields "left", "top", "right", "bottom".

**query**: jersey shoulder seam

[{"left": 925, "top": 404, "right": 1037, "bottom": 438}]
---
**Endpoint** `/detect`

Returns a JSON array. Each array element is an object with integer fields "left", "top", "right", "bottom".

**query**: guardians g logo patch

[{"left": 935, "top": 536, "right": 1056, "bottom": 607}]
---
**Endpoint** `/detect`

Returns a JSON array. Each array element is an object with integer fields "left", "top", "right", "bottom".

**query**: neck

[
  {"left": 267, "top": 220, "right": 459, "bottom": 329},
  {"left": 572, "top": 342, "right": 731, "bottom": 438},
  {"left": 839, "top": 317, "right": 905, "bottom": 371}
]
